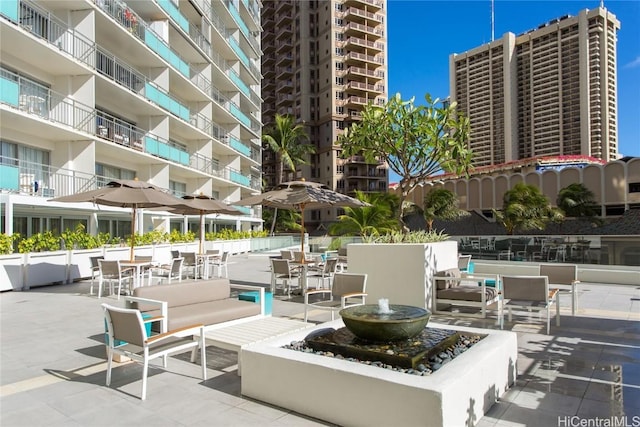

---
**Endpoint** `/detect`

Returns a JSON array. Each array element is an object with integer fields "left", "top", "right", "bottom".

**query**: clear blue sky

[{"left": 387, "top": 0, "right": 640, "bottom": 182}]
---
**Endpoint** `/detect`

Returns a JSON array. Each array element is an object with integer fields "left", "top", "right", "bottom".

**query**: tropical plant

[
  {"left": 60, "top": 223, "right": 105, "bottom": 249},
  {"left": 18, "top": 231, "right": 62, "bottom": 253},
  {"left": 423, "top": 188, "right": 470, "bottom": 231},
  {"left": 0, "top": 233, "right": 19, "bottom": 255},
  {"left": 557, "top": 183, "right": 602, "bottom": 225},
  {"left": 493, "top": 183, "right": 564, "bottom": 235},
  {"left": 262, "top": 114, "right": 315, "bottom": 233},
  {"left": 261, "top": 208, "right": 302, "bottom": 233},
  {"left": 262, "top": 114, "right": 315, "bottom": 186},
  {"left": 339, "top": 93, "right": 472, "bottom": 231},
  {"left": 329, "top": 191, "right": 399, "bottom": 238}
]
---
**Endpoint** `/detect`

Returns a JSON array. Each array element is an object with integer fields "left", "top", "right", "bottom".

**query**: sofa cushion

[
  {"left": 437, "top": 286, "right": 499, "bottom": 302},
  {"left": 166, "top": 299, "right": 261, "bottom": 330},
  {"left": 435, "top": 268, "right": 462, "bottom": 290},
  {"left": 132, "top": 279, "right": 231, "bottom": 311}
]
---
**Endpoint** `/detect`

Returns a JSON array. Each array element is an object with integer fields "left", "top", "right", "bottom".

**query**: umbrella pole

[
  {"left": 199, "top": 211, "right": 204, "bottom": 255},
  {"left": 130, "top": 206, "right": 136, "bottom": 262},
  {"left": 300, "top": 204, "right": 305, "bottom": 263}
]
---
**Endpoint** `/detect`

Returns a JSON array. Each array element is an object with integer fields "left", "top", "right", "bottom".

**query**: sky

[{"left": 386, "top": 0, "right": 640, "bottom": 182}]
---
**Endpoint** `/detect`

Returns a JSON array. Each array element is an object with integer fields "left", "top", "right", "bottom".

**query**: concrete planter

[{"left": 347, "top": 241, "right": 458, "bottom": 311}]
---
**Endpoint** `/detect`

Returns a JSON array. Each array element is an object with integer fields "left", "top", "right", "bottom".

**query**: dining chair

[
  {"left": 280, "top": 250, "right": 294, "bottom": 261},
  {"left": 501, "top": 275, "right": 560, "bottom": 334},
  {"left": 303, "top": 272, "right": 367, "bottom": 322},
  {"left": 102, "top": 303, "right": 206, "bottom": 400},
  {"left": 539, "top": 263, "right": 579, "bottom": 315},
  {"left": 150, "top": 257, "right": 184, "bottom": 285},
  {"left": 306, "top": 257, "right": 339, "bottom": 290},
  {"left": 270, "top": 258, "right": 301, "bottom": 298},
  {"left": 97, "top": 259, "right": 134, "bottom": 299},
  {"left": 211, "top": 251, "right": 230, "bottom": 278},
  {"left": 180, "top": 252, "right": 199, "bottom": 280},
  {"left": 89, "top": 255, "right": 104, "bottom": 295}
]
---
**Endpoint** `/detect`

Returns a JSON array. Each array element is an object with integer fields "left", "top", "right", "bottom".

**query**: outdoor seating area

[
  {"left": 459, "top": 236, "right": 598, "bottom": 264},
  {"left": 1, "top": 251, "right": 638, "bottom": 426}
]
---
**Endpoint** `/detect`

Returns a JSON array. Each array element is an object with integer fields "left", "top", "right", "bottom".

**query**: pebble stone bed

[{"left": 283, "top": 333, "right": 484, "bottom": 376}]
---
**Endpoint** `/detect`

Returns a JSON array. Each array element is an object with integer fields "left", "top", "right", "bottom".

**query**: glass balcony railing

[{"left": 156, "top": 0, "right": 189, "bottom": 33}]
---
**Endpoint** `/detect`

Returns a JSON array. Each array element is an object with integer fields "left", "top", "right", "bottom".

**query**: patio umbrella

[
  {"left": 237, "top": 180, "right": 370, "bottom": 261},
  {"left": 49, "top": 179, "right": 184, "bottom": 261},
  {"left": 165, "top": 194, "right": 244, "bottom": 255}
]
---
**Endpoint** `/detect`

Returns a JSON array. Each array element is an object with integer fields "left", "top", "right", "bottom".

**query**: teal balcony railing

[
  {"left": 228, "top": 37, "right": 249, "bottom": 68},
  {"left": 144, "top": 136, "right": 189, "bottom": 166},
  {"left": 229, "top": 104, "right": 250, "bottom": 128},
  {"left": 228, "top": 70, "right": 250, "bottom": 97},
  {"left": 230, "top": 170, "right": 250, "bottom": 187},
  {"left": 156, "top": 0, "right": 189, "bottom": 33},
  {"left": 0, "top": 164, "right": 20, "bottom": 191},
  {"left": 144, "top": 29, "right": 190, "bottom": 77},
  {"left": 228, "top": 136, "right": 251, "bottom": 157},
  {"left": 144, "top": 83, "right": 190, "bottom": 121},
  {"left": 0, "top": 0, "right": 18, "bottom": 21}
]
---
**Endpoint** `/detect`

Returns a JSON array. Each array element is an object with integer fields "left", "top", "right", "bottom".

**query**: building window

[
  {"left": 335, "top": 47, "right": 344, "bottom": 56},
  {"left": 335, "top": 62, "right": 344, "bottom": 70},
  {"left": 336, "top": 91, "right": 344, "bottom": 100},
  {"left": 336, "top": 121, "right": 345, "bottom": 130},
  {"left": 95, "top": 163, "right": 135, "bottom": 186},
  {"left": 169, "top": 180, "right": 187, "bottom": 197},
  {"left": 336, "top": 179, "right": 344, "bottom": 189},
  {"left": 630, "top": 183, "right": 640, "bottom": 193},
  {"left": 335, "top": 77, "right": 344, "bottom": 85}
]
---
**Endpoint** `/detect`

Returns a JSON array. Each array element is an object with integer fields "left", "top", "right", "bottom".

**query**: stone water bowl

[{"left": 339, "top": 304, "right": 431, "bottom": 342}]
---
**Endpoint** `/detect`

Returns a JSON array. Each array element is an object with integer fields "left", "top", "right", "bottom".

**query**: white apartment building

[
  {"left": 450, "top": 7, "right": 620, "bottom": 168},
  {"left": 0, "top": 0, "right": 263, "bottom": 238}
]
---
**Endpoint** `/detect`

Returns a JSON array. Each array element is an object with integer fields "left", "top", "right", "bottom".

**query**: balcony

[
  {"left": 275, "top": 10, "right": 293, "bottom": 27},
  {"left": 344, "top": 96, "right": 369, "bottom": 108},
  {"left": 276, "top": 53, "right": 293, "bottom": 67},
  {"left": 344, "top": 0, "right": 384, "bottom": 11},
  {"left": 347, "top": 66, "right": 385, "bottom": 81},
  {"left": 345, "top": 36, "right": 385, "bottom": 53},
  {"left": 344, "top": 22, "right": 384, "bottom": 39},
  {"left": 276, "top": 40, "right": 293, "bottom": 55},
  {"left": 276, "top": 66, "right": 293, "bottom": 79},
  {"left": 276, "top": 80, "right": 294, "bottom": 93},
  {"left": 344, "top": 7, "right": 384, "bottom": 24},
  {"left": 345, "top": 52, "right": 384, "bottom": 66}
]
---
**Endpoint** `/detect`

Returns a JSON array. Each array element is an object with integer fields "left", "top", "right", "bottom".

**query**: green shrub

[
  {"left": 0, "top": 233, "right": 19, "bottom": 255},
  {"left": 365, "top": 230, "right": 449, "bottom": 244},
  {"left": 18, "top": 231, "right": 62, "bottom": 253}
]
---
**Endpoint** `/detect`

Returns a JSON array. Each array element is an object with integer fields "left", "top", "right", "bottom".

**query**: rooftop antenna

[
  {"left": 600, "top": 0, "right": 604, "bottom": 8},
  {"left": 491, "top": 0, "right": 495, "bottom": 42}
]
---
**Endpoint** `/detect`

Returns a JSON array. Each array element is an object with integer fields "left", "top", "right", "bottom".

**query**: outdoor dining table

[
  {"left": 195, "top": 253, "right": 220, "bottom": 280},
  {"left": 120, "top": 260, "right": 153, "bottom": 289}
]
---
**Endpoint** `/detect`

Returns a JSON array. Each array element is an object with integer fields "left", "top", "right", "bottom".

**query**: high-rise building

[
  {"left": 450, "top": 7, "right": 620, "bottom": 168},
  {"left": 0, "top": 0, "right": 262, "bottom": 237},
  {"left": 261, "top": 0, "right": 389, "bottom": 228}
]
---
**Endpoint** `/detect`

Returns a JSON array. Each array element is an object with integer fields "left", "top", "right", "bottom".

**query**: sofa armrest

[
  {"left": 124, "top": 296, "right": 169, "bottom": 333},
  {"left": 231, "top": 284, "right": 266, "bottom": 316}
]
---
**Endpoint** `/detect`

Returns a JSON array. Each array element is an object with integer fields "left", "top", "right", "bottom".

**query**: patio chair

[
  {"left": 211, "top": 251, "right": 230, "bottom": 278},
  {"left": 307, "top": 257, "right": 339, "bottom": 290},
  {"left": 501, "top": 275, "right": 560, "bottom": 334},
  {"left": 458, "top": 255, "right": 472, "bottom": 272},
  {"left": 303, "top": 272, "right": 367, "bottom": 322},
  {"left": 150, "top": 257, "right": 183, "bottom": 285},
  {"left": 539, "top": 263, "right": 579, "bottom": 315},
  {"left": 270, "top": 258, "right": 301, "bottom": 298},
  {"left": 280, "top": 250, "right": 294, "bottom": 261},
  {"left": 102, "top": 303, "right": 206, "bottom": 400},
  {"left": 89, "top": 255, "right": 104, "bottom": 295},
  {"left": 97, "top": 260, "right": 134, "bottom": 299},
  {"left": 180, "top": 252, "right": 199, "bottom": 280}
]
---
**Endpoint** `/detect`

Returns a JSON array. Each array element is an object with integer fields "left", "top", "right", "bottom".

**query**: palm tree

[
  {"left": 262, "top": 114, "right": 315, "bottom": 233},
  {"left": 423, "top": 188, "right": 469, "bottom": 232},
  {"left": 557, "top": 183, "right": 602, "bottom": 225},
  {"left": 262, "top": 114, "right": 314, "bottom": 187},
  {"left": 493, "top": 183, "right": 564, "bottom": 235},
  {"left": 329, "top": 191, "right": 399, "bottom": 238},
  {"left": 261, "top": 208, "right": 302, "bottom": 233}
]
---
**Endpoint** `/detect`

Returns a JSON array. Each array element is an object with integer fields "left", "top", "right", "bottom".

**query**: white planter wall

[
  {"left": 0, "top": 239, "right": 253, "bottom": 291},
  {"left": 347, "top": 241, "right": 458, "bottom": 310}
]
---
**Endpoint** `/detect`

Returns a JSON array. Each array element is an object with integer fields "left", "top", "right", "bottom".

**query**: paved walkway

[{"left": 1, "top": 252, "right": 639, "bottom": 426}]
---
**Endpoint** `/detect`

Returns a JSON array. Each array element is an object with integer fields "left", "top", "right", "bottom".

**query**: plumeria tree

[{"left": 339, "top": 93, "right": 472, "bottom": 231}]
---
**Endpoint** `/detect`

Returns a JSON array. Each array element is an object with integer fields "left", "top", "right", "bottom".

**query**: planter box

[
  {"left": 0, "top": 254, "right": 25, "bottom": 291},
  {"left": 347, "top": 241, "right": 458, "bottom": 311}
]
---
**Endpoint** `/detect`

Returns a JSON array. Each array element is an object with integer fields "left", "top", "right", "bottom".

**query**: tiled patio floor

[{"left": 1, "top": 252, "right": 638, "bottom": 426}]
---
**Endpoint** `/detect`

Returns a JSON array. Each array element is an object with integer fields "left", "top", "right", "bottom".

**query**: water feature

[{"left": 303, "top": 300, "right": 471, "bottom": 370}]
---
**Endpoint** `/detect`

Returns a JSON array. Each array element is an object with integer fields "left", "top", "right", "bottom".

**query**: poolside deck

[{"left": 1, "top": 252, "right": 638, "bottom": 426}]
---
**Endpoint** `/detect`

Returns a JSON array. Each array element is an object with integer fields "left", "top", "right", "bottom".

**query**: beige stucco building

[{"left": 450, "top": 7, "right": 620, "bottom": 168}]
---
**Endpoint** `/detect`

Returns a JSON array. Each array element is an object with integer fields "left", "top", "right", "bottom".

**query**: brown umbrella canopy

[
  {"left": 165, "top": 195, "right": 244, "bottom": 254},
  {"left": 238, "top": 180, "right": 369, "bottom": 258},
  {"left": 49, "top": 179, "right": 184, "bottom": 261}
]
